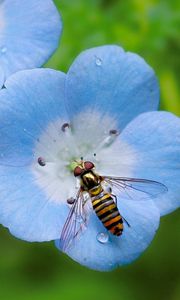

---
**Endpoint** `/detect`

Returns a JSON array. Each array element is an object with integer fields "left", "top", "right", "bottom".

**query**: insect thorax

[{"left": 81, "top": 171, "right": 100, "bottom": 191}]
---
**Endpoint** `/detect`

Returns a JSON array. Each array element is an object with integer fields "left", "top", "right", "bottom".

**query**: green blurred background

[{"left": 0, "top": 0, "right": 179, "bottom": 299}]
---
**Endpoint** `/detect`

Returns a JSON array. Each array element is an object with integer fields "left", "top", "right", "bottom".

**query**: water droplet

[
  {"left": 95, "top": 57, "right": 102, "bottom": 66},
  {"left": 97, "top": 232, "right": 109, "bottom": 244},
  {"left": 109, "top": 261, "right": 113, "bottom": 267},
  {"left": 1, "top": 46, "right": 7, "bottom": 54}
]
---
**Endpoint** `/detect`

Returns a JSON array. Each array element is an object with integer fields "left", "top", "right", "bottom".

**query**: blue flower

[
  {"left": 0, "top": 0, "right": 61, "bottom": 86},
  {"left": 0, "top": 45, "right": 179, "bottom": 271}
]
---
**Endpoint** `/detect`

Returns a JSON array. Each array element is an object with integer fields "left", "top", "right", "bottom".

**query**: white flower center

[{"left": 32, "top": 110, "right": 136, "bottom": 204}]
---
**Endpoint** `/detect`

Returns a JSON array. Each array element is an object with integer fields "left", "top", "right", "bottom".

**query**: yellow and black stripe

[
  {"left": 91, "top": 189, "right": 123, "bottom": 236},
  {"left": 80, "top": 170, "right": 123, "bottom": 236}
]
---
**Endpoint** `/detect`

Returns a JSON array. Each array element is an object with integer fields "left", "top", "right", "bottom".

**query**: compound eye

[
  {"left": 74, "top": 166, "right": 83, "bottom": 177},
  {"left": 84, "top": 161, "right": 94, "bottom": 170}
]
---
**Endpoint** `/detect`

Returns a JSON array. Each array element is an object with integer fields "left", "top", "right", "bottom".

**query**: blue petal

[
  {"left": 65, "top": 45, "right": 159, "bottom": 130},
  {"left": 0, "top": 66, "right": 4, "bottom": 88},
  {"left": 0, "top": 0, "right": 61, "bottom": 79},
  {"left": 56, "top": 198, "right": 160, "bottom": 271},
  {"left": 120, "top": 111, "right": 180, "bottom": 216},
  {"left": 0, "top": 69, "right": 69, "bottom": 241}
]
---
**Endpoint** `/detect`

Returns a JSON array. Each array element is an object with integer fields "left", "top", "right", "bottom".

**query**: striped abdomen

[{"left": 90, "top": 187, "right": 123, "bottom": 236}]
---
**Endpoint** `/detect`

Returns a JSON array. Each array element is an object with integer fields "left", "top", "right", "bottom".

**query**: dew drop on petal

[
  {"left": 0, "top": 46, "right": 7, "bottom": 54},
  {"left": 95, "top": 57, "right": 102, "bottom": 66},
  {"left": 109, "top": 261, "right": 113, "bottom": 268},
  {"left": 97, "top": 232, "right": 109, "bottom": 244}
]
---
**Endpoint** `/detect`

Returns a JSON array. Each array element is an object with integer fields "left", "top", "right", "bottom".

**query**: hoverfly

[{"left": 60, "top": 160, "right": 167, "bottom": 251}]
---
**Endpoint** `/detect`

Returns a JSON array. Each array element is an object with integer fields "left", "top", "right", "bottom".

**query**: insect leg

[
  {"left": 111, "top": 194, "right": 130, "bottom": 226},
  {"left": 122, "top": 215, "right": 131, "bottom": 227},
  {"left": 110, "top": 193, "right": 131, "bottom": 227}
]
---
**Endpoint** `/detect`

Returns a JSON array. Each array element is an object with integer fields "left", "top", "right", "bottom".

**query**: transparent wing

[
  {"left": 60, "top": 189, "right": 88, "bottom": 252},
  {"left": 102, "top": 176, "right": 168, "bottom": 201}
]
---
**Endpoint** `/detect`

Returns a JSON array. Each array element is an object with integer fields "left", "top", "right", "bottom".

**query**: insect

[{"left": 60, "top": 160, "right": 167, "bottom": 251}]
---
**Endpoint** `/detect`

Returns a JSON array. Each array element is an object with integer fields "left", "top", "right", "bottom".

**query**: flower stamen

[
  {"left": 109, "top": 129, "right": 119, "bottom": 136},
  {"left": 61, "top": 123, "right": 70, "bottom": 132},
  {"left": 67, "top": 197, "right": 76, "bottom": 205},
  {"left": 93, "top": 129, "right": 119, "bottom": 153},
  {"left": 37, "top": 157, "right": 46, "bottom": 167}
]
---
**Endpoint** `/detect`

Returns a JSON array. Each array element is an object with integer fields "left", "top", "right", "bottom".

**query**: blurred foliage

[
  {"left": 48, "top": 0, "right": 180, "bottom": 115},
  {"left": 1, "top": 1, "right": 180, "bottom": 300}
]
